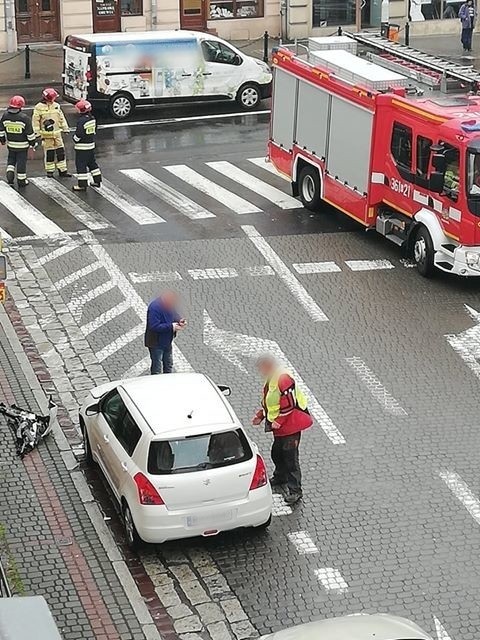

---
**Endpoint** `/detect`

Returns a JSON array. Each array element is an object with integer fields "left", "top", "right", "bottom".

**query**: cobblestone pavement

[{"left": 3, "top": 121, "right": 480, "bottom": 640}]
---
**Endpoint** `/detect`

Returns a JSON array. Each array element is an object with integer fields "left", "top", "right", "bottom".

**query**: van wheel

[
  {"left": 80, "top": 418, "right": 95, "bottom": 467},
  {"left": 123, "top": 501, "right": 142, "bottom": 551},
  {"left": 236, "top": 83, "right": 260, "bottom": 110},
  {"left": 413, "top": 225, "right": 435, "bottom": 277},
  {"left": 109, "top": 93, "right": 134, "bottom": 119},
  {"left": 298, "top": 166, "right": 322, "bottom": 211}
]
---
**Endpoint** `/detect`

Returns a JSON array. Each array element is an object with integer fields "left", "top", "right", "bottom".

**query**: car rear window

[{"left": 148, "top": 429, "right": 253, "bottom": 475}]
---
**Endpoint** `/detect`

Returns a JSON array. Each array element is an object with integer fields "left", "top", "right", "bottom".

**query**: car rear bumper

[{"left": 133, "top": 486, "right": 272, "bottom": 544}]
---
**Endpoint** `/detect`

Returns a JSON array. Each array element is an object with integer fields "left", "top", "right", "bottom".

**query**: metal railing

[{"left": 0, "top": 557, "right": 12, "bottom": 598}]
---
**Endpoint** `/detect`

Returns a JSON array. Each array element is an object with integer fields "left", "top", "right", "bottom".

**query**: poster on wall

[
  {"left": 95, "top": 39, "right": 205, "bottom": 99},
  {"left": 64, "top": 47, "right": 90, "bottom": 100}
]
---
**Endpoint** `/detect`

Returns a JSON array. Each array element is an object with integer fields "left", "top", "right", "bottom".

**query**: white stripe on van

[
  {"left": 164, "top": 164, "right": 261, "bottom": 215},
  {"left": 206, "top": 161, "right": 302, "bottom": 210},
  {"left": 121, "top": 168, "right": 216, "bottom": 220}
]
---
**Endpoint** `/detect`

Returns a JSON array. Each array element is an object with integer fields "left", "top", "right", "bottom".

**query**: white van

[{"left": 63, "top": 30, "right": 272, "bottom": 119}]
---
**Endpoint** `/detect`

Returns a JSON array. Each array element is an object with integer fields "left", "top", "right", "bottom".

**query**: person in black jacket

[
  {"left": 0, "top": 95, "right": 36, "bottom": 187},
  {"left": 72, "top": 99, "right": 101, "bottom": 192}
]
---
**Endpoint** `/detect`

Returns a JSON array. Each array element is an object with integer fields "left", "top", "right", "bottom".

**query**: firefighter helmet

[
  {"left": 42, "top": 87, "right": 59, "bottom": 102},
  {"left": 9, "top": 95, "right": 25, "bottom": 109},
  {"left": 75, "top": 99, "right": 92, "bottom": 114}
]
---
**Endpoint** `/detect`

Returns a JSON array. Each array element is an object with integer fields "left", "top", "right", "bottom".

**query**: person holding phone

[{"left": 144, "top": 290, "right": 186, "bottom": 374}]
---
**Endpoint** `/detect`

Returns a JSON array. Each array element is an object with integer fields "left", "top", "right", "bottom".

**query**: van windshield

[{"left": 148, "top": 429, "right": 252, "bottom": 475}]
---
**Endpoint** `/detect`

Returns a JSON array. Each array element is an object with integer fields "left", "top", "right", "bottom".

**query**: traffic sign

[{"left": 0, "top": 282, "right": 6, "bottom": 304}]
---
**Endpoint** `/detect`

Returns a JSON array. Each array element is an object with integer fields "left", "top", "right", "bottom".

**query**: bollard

[
  {"left": 24, "top": 44, "right": 30, "bottom": 79},
  {"left": 337, "top": 26, "right": 343, "bottom": 36},
  {"left": 405, "top": 21, "right": 410, "bottom": 46},
  {"left": 263, "top": 31, "right": 268, "bottom": 63}
]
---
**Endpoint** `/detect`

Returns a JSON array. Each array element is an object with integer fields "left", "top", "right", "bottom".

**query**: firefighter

[
  {"left": 32, "top": 87, "right": 71, "bottom": 177},
  {"left": 72, "top": 99, "right": 101, "bottom": 192},
  {"left": 0, "top": 95, "right": 36, "bottom": 187},
  {"left": 444, "top": 157, "right": 460, "bottom": 193},
  {"left": 251, "top": 355, "right": 313, "bottom": 505}
]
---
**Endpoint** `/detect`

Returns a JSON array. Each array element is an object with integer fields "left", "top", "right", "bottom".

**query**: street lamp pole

[{"left": 355, "top": 0, "right": 362, "bottom": 31}]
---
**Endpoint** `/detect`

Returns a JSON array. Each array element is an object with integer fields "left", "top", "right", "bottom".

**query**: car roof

[
  {"left": 68, "top": 30, "right": 210, "bottom": 45},
  {"left": 266, "top": 614, "right": 432, "bottom": 640},
  {"left": 119, "top": 373, "right": 237, "bottom": 437}
]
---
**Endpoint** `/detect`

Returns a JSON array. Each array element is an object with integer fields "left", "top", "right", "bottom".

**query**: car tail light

[
  {"left": 249, "top": 455, "right": 267, "bottom": 490},
  {"left": 134, "top": 472, "right": 164, "bottom": 505}
]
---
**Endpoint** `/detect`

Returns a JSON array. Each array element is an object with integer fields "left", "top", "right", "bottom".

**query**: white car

[{"left": 80, "top": 372, "right": 272, "bottom": 548}]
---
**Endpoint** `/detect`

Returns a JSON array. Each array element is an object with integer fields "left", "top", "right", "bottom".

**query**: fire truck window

[
  {"left": 442, "top": 143, "right": 460, "bottom": 198},
  {"left": 391, "top": 123, "right": 413, "bottom": 172},
  {"left": 416, "top": 136, "right": 432, "bottom": 177}
]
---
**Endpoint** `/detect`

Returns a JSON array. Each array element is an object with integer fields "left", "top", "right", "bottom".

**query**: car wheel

[
  {"left": 236, "top": 83, "right": 260, "bottom": 110},
  {"left": 413, "top": 225, "right": 435, "bottom": 277},
  {"left": 298, "top": 166, "right": 322, "bottom": 211},
  {"left": 81, "top": 418, "right": 95, "bottom": 467},
  {"left": 109, "top": 93, "right": 134, "bottom": 119},
  {"left": 123, "top": 501, "right": 142, "bottom": 551},
  {"left": 256, "top": 514, "right": 272, "bottom": 530}
]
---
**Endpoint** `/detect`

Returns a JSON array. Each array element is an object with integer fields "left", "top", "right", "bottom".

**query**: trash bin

[{"left": 388, "top": 24, "right": 400, "bottom": 42}]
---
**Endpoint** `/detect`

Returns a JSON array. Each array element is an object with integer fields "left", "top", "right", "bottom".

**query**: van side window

[
  {"left": 441, "top": 141, "right": 460, "bottom": 200},
  {"left": 391, "top": 122, "right": 413, "bottom": 171},
  {"left": 416, "top": 136, "right": 432, "bottom": 177},
  {"left": 201, "top": 41, "right": 241, "bottom": 65}
]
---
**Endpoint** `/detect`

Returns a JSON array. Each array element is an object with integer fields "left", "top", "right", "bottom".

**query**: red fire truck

[{"left": 268, "top": 33, "right": 480, "bottom": 277}]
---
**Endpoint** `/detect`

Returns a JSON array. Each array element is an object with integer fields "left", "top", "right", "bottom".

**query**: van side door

[{"left": 200, "top": 40, "right": 244, "bottom": 96}]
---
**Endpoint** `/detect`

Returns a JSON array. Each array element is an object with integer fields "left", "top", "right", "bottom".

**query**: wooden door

[
  {"left": 16, "top": 0, "right": 60, "bottom": 43},
  {"left": 92, "top": 0, "right": 121, "bottom": 32},
  {"left": 180, "top": 0, "right": 207, "bottom": 31}
]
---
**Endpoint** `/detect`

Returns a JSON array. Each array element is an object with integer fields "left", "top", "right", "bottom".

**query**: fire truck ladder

[{"left": 346, "top": 31, "right": 480, "bottom": 91}]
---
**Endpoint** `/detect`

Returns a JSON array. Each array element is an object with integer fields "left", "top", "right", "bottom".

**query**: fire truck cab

[{"left": 268, "top": 35, "right": 480, "bottom": 277}]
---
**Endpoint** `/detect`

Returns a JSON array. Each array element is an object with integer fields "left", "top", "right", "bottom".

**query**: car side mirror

[
  {"left": 218, "top": 385, "right": 231, "bottom": 397},
  {"left": 234, "top": 54, "right": 242, "bottom": 66},
  {"left": 85, "top": 403, "right": 99, "bottom": 416},
  {"left": 429, "top": 171, "right": 445, "bottom": 193}
]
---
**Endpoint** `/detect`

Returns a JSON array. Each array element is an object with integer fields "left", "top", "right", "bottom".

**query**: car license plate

[{"left": 186, "top": 509, "right": 234, "bottom": 528}]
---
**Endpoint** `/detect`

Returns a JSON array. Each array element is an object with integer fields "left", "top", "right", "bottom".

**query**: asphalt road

[{"left": 3, "top": 115, "right": 480, "bottom": 640}]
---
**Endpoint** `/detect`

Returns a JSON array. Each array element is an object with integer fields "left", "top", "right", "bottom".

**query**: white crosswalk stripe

[
  {"left": 31, "top": 178, "right": 111, "bottom": 231},
  {"left": 248, "top": 157, "right": 290, "bottom": 182},
  {"left": 0, "top": 226, "right": 12, "bottom": 240},
  {"left": 121, "top": 168, "right": 215, "bottom": 220},
  {"left": 207, "top": 161, "right": 302, "bottom": 209},
  {"left": 164, "top": 164, "right": 261, "bottom": 215},
  {"left": 0, "top": 181, "right": 65, "bottom": 236},
  {"left": 94, "top": 178, "right": 166, "bottom": 225}
]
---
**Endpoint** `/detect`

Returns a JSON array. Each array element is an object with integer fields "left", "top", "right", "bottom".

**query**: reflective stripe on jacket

[
  {"left": 262, "top": 369, "right": 312, "bottom": 437},
  {"left": 0, "top": 109, "right": 36, "bottom": 149},
  {"left": 73, "top": 114, "right": 96, "bottom": 151}
]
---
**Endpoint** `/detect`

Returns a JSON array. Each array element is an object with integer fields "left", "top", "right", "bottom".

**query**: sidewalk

[{"left": 0, "top": 301, "right": 159, "bottom": 640}]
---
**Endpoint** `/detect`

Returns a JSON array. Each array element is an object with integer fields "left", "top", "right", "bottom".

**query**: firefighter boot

[{"left": 6, "top": 165, "right": 14, "bottom": 186}]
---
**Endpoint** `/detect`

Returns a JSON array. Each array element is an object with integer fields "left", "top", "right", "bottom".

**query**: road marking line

[
  {"left": 439, "top": 470, "right": 480, "bottom": 525},
  {"left": 0, "top": 226, "right": 12, "bottom": 240},
  {"left": 96, "top": 324, "right": 144, "bottom": 363},
  {"left": 121, "top": 356, "right": 151, "bottom": 379},
  {"left": 248, "top": 157, "right": 290, "bottom": 182},
  {"left": 67, "top": 281, "right": 116, "bottom": 320},
  {"left": 81, "top": 299, "right": 131, "bottom": 336},
  {"left": 121, "top": 168, "right": 215, "bottom": 220},
  {"left": 293, "top": 261, "right": 341, "bottom": 274},
  {"left": 207, "top": 161, "right": 302, "bottom": 210},
  {"left": 189, "top": 268, "right": 238, "bottom": 280},
  {"left": 97, "top": 110, "right": 271, "bottom": 130},
  {"left": 434, "top": 617, "right": 452, "bottom": 640},
  {"left": 94, "top": 178, "right": 165, "bottom": 225},
  {"left": 86, "top": 235, "right": 193, "bottom": 373},
  {"left": 272, "top": 493, "right": 292, "bottom": 516},
  {"left": 129, "top": 270, "right": 183, "bottom": 284},
  {"left": 314, "top": 568, "right": 348, "bottom": 592},
  {"left": 345, "top": 259, "right": 395, "bottom": 271},
  {"left": 287, "top": 531, "right": 319, "bottom": 554},
  {"left": 446, "top": 304, "right": 480, "bottom": 381},
  {"left": 55, "top": 262, "right": 103, "bottom": 290},
  {"left": 35, "top": 241, "right": 81, "bottom": 266},
  {"left": 244, "top": 265, "right": 275, "bottom": 276},
  {"left": 346, "top": 356, "right": 407, "bottom": 417},
  {"left": 31, "top": 177, "right": 111, "bottom": 231},
  {"left": 242, "top": 225, "right": 329, "bottom": 322},
  {"left": 165, "top": 164, "right": 261, "bottom": 215},
  {"left": 0, "top": 181, "right": 65, "bottom": 236}
]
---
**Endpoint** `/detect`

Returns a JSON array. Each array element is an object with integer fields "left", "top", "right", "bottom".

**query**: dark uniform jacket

[
  {"left": 0, "top": 108, "right": 36, "bottom": 150},
  {"left": 73, "top": 114, "right": 96, "bottom": 151}
]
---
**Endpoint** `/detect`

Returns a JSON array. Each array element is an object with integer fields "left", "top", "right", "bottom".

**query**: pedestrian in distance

[
  {"left": 459, "top": 0, "right": 476, "bottom": 52},
  {"left": 144, "top": 290, "right": 187, "bottom": 375},
  {"left": 0, "top": 95, "right": 37, "bottom": 188},
  {"left": 252, "top": 355, "right": 312, "bottom": 505},
  {"left": 72, "top": 100, "right": 102, "bottom": 192},
  {"left": 32, "top": 87, "right": 71, "bottom": 177}
]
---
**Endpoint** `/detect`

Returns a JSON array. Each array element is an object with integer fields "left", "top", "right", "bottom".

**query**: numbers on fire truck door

[{"left": 390, "top": 178, "right": 411, "bottom": 198}]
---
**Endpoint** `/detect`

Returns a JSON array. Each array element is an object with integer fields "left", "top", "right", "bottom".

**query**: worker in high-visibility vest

[
  {"left": 32, "top": 87, "right": 71, "bottom": 177},
  {"left": 252, "top": 355, "right": 312, "bottom": 505},
  {"left": 0, "top": 95, "right": 37, "bottom": 187}
]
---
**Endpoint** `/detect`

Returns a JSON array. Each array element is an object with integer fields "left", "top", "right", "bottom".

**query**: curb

[
  {"left": 0, "top": 82, "right": 62, "bottom": 91},
  {"left": 0, "top": 303, "right": 163, "bottom": 640}
]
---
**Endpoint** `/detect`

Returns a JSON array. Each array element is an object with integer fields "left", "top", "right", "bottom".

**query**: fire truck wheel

[
  {"left": 109, "top": 93, "right": 134, "bottom": 119},
  {"left": 236, "top": 83, "right": 261, "bottom": 110},
  {"left": 299, "top": 166, "right": 321, "bottom": 211},
  {"left": 413, "top": 226, "right": 434, "bottom": 277}
]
